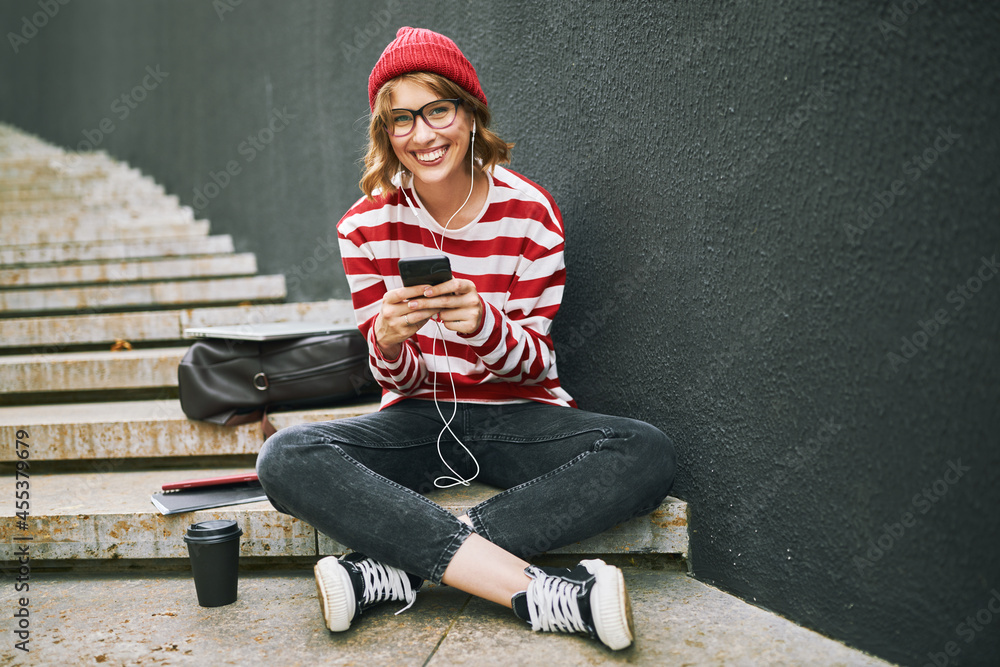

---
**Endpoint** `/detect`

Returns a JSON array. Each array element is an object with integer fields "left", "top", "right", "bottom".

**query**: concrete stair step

[
  {"left": 0, "top": 151, "right": 105, "bottom": 163},
  {"left": 0, "top": 207, "right": 193, "bottom": 231},
  {"left": 0, "top": 171, "right": 157, "bottom": 189},
  {"left": 0, "top": 299, "right": 354, "bottom": 348},
  {"left": 1, "top": 218, "right": 206, "bottom": 246},
  {"left": 1, "top": 193, "right": 181, "bottom": 215},
  {"left": 0, "top": 401, "right": 380, "bottom": 461},
  {"left": 0, "top": 467, "right": 687, "bottom": 561},
  {"left": 0, "top": 274, "right": 286, "bottom": 314},
  {"left": 0, "top": 164, "right": 146, "bottom": 184},
  {"left": 0, "top": 167, "right": 121, "bottom": 183},
  {"left": 0, "top": 466, "right": 314, "bottom": 560},
  {"left": 13, "top": 570, "right": 893, "bottom": 667},
  {"left": 0, "top": 140, "right": 64, "bottom": 153},
  {"left": 0, "top": 234, "right": 234, "bottom": 266},
  {"left": 0, "top": 156, "right": 113, "bottom": 176},
  {"left": 0, "top": 134, "right": 107, "bottom": 154},
  {"left": 0, "top": 187, "right": 161, "bottom": 202},
  {"left": 0, "top": 346, "right": 188, "bottom": 395},
  {"left": 0, "top": 253, "right": 258, "bottom": 288},
  {"left": 0, "top": 182, "right": 164, "bottom": 201},
  {"left": 0, "top": 158, "right": 138, "bottom": 170},
  {"left": 2, "top": 170, "right": 149, "bottom": 179},
  {"left": 1, "top": 189, "right": 176, "bottom": 205},
  {"left": 0, "top": 206, "right": 192, "bottom": 228}
]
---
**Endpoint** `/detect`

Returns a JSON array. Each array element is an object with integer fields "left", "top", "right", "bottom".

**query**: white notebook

[{"left": 183, "top": 322, "right": 355, "bottom": 341}]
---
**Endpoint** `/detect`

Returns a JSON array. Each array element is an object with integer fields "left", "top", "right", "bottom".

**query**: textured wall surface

[{"left": 3, "top": 2, "right": 999, "bottom": 665}]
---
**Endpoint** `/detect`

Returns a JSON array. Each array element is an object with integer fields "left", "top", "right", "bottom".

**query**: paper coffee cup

[{"left": 184, "top": 519, "right": 243, "bottom": 607}]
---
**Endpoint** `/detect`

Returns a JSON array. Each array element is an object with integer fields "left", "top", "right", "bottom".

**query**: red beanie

[{"left": 368, "top": 27, "right": 487, "bottom": 111}]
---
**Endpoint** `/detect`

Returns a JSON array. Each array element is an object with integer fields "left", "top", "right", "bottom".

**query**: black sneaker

[
  {"left": 314, "top": 552, "right": 423, "bottom": 631},
  {"left": 511, "top": 559, "right": 634, "bottom": 650}
]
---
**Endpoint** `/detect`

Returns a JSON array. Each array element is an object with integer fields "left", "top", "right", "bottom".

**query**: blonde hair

[{"left": 361, "top": 71, "right": 513, "bottom": 200}]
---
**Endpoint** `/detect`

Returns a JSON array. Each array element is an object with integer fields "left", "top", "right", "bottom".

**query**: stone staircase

[{"left": 0, "top": 123, "right": 688, "bottom": 569}]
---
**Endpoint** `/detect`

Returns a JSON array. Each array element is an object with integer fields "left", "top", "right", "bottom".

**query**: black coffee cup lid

[{"left": 184, "top": 519, "right": 242, "bottom": 543}]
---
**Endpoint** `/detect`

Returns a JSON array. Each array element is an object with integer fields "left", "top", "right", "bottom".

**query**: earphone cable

[{"left": 398, "top": 124, "right": 480, "bottom": 488}]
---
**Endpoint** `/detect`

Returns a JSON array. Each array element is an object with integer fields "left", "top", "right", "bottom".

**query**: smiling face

[{"left": 387, "top": 78, "right": 474, "bottom": 195}]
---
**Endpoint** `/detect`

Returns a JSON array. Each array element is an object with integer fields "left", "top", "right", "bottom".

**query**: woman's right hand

[{"left": 374, "top": 285, "right": 440, "bottom": 359}]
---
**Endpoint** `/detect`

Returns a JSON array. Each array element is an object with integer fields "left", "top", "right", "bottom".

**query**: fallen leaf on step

[{"left": 111, "top": 339, "right": 133, "bottom": 351}]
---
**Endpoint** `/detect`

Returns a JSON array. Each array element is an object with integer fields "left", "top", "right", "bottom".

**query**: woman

[{"left": 256, "top": 26, "right": 676, "bottom": 651}]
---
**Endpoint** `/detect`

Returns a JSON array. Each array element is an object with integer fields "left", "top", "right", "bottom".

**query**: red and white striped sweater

[{"left": 337, "top": 165, "right": 576, "bottom": 410}]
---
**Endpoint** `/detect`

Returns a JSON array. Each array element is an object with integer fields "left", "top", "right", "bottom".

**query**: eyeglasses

[{"left": 385, "top": 98, "right": 462, "bottom": 138}]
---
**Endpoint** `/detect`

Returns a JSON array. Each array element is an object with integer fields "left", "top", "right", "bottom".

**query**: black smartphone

[{"left": 398, "top": 255, "right": 453, "bottom": 287}]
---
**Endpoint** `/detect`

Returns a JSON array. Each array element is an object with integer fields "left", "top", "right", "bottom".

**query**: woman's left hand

[{"left": 407, "top": 278, "right": 483, "bottom": 335}]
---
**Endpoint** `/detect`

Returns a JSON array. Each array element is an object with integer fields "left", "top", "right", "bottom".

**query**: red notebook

[{"left": 161, "top": 472, "right": 259, "bottom": 491}]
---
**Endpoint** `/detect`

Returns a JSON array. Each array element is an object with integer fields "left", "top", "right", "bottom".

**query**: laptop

[{"left": 183, "top": 321, "right": 356, "bottom": 341}]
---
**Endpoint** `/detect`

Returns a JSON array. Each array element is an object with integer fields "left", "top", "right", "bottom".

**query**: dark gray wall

[{"left": 3, "top": 2, "right": 999, "bottom": 665}]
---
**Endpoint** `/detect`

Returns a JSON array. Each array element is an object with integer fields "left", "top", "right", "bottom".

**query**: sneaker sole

[
  {"left": 314, "top": 556, "right": 356, "bottom": 632},
  {"left": 589, "top": 564, "right": 635, "bottom": 650}
]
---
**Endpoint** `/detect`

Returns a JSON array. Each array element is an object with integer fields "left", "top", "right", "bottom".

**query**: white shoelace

[
  {"left": 354, "top": 557, "right": 417, "bottom": 615},
  {"left": 524, "top": 568, "right": 588, "bottom": 634}
]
